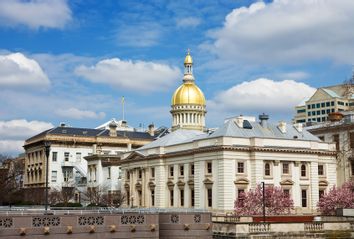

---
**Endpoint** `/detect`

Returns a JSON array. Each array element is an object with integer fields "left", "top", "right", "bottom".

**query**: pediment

[
  {"left": 148, "top": 181, "right": 156, "bottom": 188},
  {"left": 203, "top": 178, "right": 214, "bottom": 185},
  {"left": 135, "top": 181, "right": 142, "bottom": 189},
  {"left": 125, "top": 151, "right": 145, "bottom": 161},
  {"left": 124, "top": 183, "right": 130, "bottom": 189},
  {"left": 280, "top": 179, "right": 294, "bottom": 185},
  {"left": 319, "top": 180, "right": 328, "bottom": 186},
  {"left": 187, "top": 179, "right": 194, "bottom": 186},
  {"left": 177, "top": 180, "right": 185, "bottom": 187},
  {"left": 234, "top": 178, "right": 249, "bottom": 185}
]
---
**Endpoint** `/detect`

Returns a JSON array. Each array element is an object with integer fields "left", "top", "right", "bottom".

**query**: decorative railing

[
  {"left": 304, "top": 222, "right": 323, "bottom": 231},
  {"left": 249, "top": 223, "right": 270, "bottom": 233}
]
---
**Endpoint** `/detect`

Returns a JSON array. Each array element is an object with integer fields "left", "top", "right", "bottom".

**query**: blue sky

[{"left": 1, "top": 0, "right": 354, "bottom": 155}]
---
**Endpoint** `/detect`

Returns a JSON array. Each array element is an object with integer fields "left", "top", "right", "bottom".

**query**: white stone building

[
  {"left": 307, "top": 112, "right": 354, "bottom": 186},
  {"left": 23, "top": 120, "right": 156, "bottom": 202},
  {"left": 119, "top": 52, "right": 337, "bottom": 213}
]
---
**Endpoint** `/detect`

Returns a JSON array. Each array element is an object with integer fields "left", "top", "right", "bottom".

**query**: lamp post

[
  {"left": 44, "top": 142, "right": 51, "bottom": 213},
  {"left": 261, "top": 182, "right": 266, "bottom": 223}
]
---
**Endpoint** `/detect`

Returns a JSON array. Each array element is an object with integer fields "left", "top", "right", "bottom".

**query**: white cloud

[
  {"left": 210, "top": 0, "right": 354, "bottom": 64},
  {"left": 75, "top": 58, "right": 182, "bottom": 92},
  {"left": 56, "top": 107, "right": 106, "bottom": 120},
  {"left": 176, "top": 17, "right": 201, "bottom": 28},
  {"left": 0, "top": 52, "right": 50, "bottom": 88},
  {"left": 277, "top": 71, "right": 309, "bottom": 81},
  {"left": 0, "top": 140, "right": 25, "bottom": 155},
  {"left": 0, "top": 119, "right": 53, "bottom": 155},
  {"left": 116, "top": 23, "right": 161, "bottom": 47},
  {"left": 0, "top": 119, "right": 53, "bottom": 140},
  {"left": 208, "top": 78, "right": 316, "bottom": 117},
  {"left": 0, "top": 0, "right": 72, "bottom": 29}
]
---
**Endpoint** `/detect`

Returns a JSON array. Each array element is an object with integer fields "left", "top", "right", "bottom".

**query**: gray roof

[
  {"left": 26, "top": 126, "right": 155, "bottom": 142},
  {"left": 138, "top": 129, "right": 206, "bottom": 150},
  {"left": 209, "top": 119, "right": 319, "bottom": 141}
]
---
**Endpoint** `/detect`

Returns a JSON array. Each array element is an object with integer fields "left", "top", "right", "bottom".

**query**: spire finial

[{"left": 187, "top": 48, "right": 190, "bottom": 55}]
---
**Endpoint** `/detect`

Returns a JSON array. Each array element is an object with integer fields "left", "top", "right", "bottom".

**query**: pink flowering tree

[
  {"left": 234, "top": 184, "right": 294, "bottom": 216},
  {"left": 317, "top": 181, "right": 354, "bottom": 215}
]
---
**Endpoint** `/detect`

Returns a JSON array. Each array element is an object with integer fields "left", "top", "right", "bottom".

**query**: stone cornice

[{"left": 121, "top": 145, "right": 336, "bottom": 164}]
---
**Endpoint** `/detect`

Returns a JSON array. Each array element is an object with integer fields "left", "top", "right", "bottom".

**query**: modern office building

[{"left": 294, "top": 84, "right": 354, "bottom": 124}]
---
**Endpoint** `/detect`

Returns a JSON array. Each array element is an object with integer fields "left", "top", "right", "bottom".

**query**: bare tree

[{"left": 80, "top": 185, "right": 125, "bottom": 207}]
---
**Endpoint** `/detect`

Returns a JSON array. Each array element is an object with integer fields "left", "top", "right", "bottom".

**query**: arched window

[
  {"left": 264, "top": 163, "right": 270, "bottom": 176},
  {"left": 301, "top": 164, "right": 306, "bottom": 177}
]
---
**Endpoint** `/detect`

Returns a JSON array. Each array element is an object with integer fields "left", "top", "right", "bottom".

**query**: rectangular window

[
  {"left": 264, "top": 163, "right": 271, "bottom": 176},
  {"left": 191, "top": 189, "right": 195, "bottom": 207},
  {"left": 126, "top": 171, "right": 130, "bottom": 180},
  {"left": 180, "top": 165, "right": 184, "bottom": 176},
  {"left": 64, "top": 152, "right": 69, "bottom": 161},
  {"left": 312, "top": 111, "right": 316, "bottom": 116},
  {"left": 190, "top": 164, "right": 194, "bottom": 176},
  {"left": 331, "top": 108, "right": 335, "bottom": 113},
  {"left": 107, "top": 167, "right": 111, "bottom": 179},
  {"left": 169, "top": 166, "right": 174, "bottom": 177},
  {"left": 326, "top": 102, "right": 330, "bottom": 107},
  {"left": 170, "top": 190, "right": 174, "bottom": 206},
  {"left": 63, "top": 168, "right": 73, "bottom": 182},
  {"left": 52, "top": 152, "right": 57, "bottom": 162},
  {"left": 307, "top": 112, "right": 311, "bottom": 116},
  {"left": 301, "top": 189, "right": 307, "bottom": 207},
  {"left": 180, "top": 189, "right": 184, "bottom": 206},
  {"left": 351, "top": 161, "right": 354, "bottom": 176},
  {"left": 207, "top": 188, "right": 212, "bottom": 207},
  {"left": 321, "top": 110, "right": 325, "bottom": 114},
  {"left": 321, "top": 102, "right": 325, "bottom": 107},
  {"left": 283, "top": 189, "right": 290, "bottom": 197},
  {"left": 326, "top": 109, "right": 330, "bottom": 114},
  {"left": 311, "top": 104, "right": 315, "bottom": 108},
  {"left": 138, "top": 169, "right": 142, "bottom": 179},
  {"left": 307, "top": 105, "right": 311, "bottom": 109},
  {"left": 301, "top": 164, "right": 307, "bottom": 177},
  {"left": 207, "top": 162, "right": 212, "bottom": 174},
  {"left": 237, "top": 162, "right": 244, "bottom": 173},
  {"left": 76, "top": 152, "right": 81, "bottom": 161},
  {"left": 151, "top": 190, "right": 155, "bottom": 207},
  {"left": 350, "top": 132, "right": 354, "bottom": 149},
  {"left": 319, "top": 190, "right": 324, "bottom": 199},
  {"left": 297, "top": 109, "right": 306, "bottom": 113},
  {"left": 318, "top": 165, "right": 324, "bottom": 176},
  {"left": 316, "top": 103, "right": 320, "bottom": 108},
  {"left": 333, "top": 134, "right": 340, "bottom": 150},
  {"left": 331, "top": 101, "right": 335, "bottom": 106},
  {"left": 338, "top": 101, "right": 345, "bottom": 106},
  {"left": 282, "top": 163, "right": 289, "bottom": 174},
  {"left": 151, "top": 167, "right": 155, "bottom": 178},
  {"left": 138, "top": 190, "right": 142, "bottom": 206},
  {"left": 51, "top": 170, "right": 57, "bottom": 182}
]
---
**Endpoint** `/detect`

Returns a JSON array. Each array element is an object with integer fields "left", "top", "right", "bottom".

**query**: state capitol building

[{"left": 119, "top": 52, "right": 337, "bottom": 213}]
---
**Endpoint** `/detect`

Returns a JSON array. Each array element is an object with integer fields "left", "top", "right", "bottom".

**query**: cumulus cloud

[
  {"left": 209, "top": 0, "right": 354, "bottom": 64},
  {"left": 209, "top": 78, "right": 316, "bottom": 117},
  {"left": 0, "top": 119, "right": 53, "bottom": 140},
  {"left": 0, "top": 52, "right": 50, "bottom": 88},
  {"left": 176, "top": 17, "right": 201, "bottom": 28},
  {"left": 56, "top": 107, "right": 106, "bottom": 120},
  {"left": 75, "top": 58, "right": 182, "bottom": 92},
  {"left": 0, "top": 119, "right": 53, "bottom": 155},
  {"left": 0, "top": 0, "right": 72, "bottom": 29}
]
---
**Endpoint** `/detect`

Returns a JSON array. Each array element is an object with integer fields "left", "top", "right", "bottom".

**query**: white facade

[{"left": 121, "top": 117, "right": 337, "bottom": 213}]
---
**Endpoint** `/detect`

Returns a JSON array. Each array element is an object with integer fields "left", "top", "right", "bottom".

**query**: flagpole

[{"left": 122, "top": 96, "right": 125, "bottom": 121}]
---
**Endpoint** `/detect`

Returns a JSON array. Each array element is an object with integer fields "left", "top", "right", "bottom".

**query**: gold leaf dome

[{"left": 171, "top": 82, "right": 205, "bottom": 105}]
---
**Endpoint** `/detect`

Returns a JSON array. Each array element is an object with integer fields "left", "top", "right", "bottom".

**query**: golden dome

[
  {"left": 171, "top": 82, "right": 205, "bottom": 105},
  {"left": 184, "top": 52, "right": 193, "bottom": 65}
]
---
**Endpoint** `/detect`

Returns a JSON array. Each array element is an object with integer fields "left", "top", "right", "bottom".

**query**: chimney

[
  {"left": 60, "top": 122, "right": 66, "bottom": 127},
  {"left": 278, "top": 121, "right": 287, "bottom": 133},
  {"left": 148, "top": 123, "right": 155, "bottom": 136},
  {"left": 293, "top": 123, "right": 303, "bottom": 132},
  {"left": 109, "top": 120, "right": 117, "bottom": 137},
  {"left": 121, "top": 120, "right": 127, "bottom": 128},
  {"left": 259, "top": 113, "right": 269, "bottom": 128},
  {"left": 234, "top": 115, "right": 244, "bottom": 128}
]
